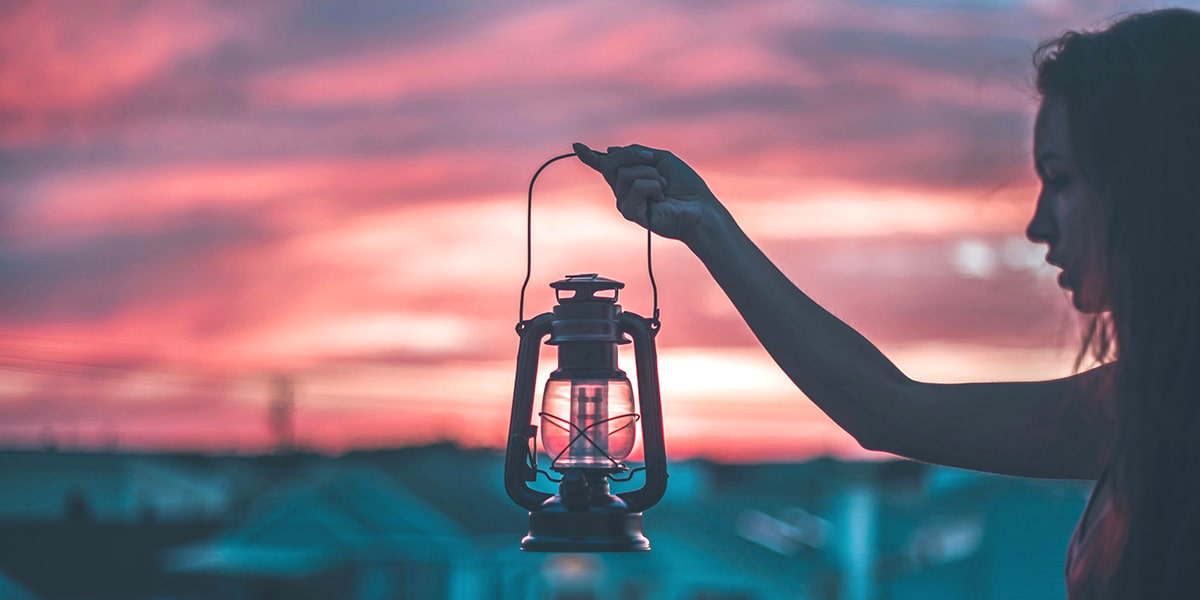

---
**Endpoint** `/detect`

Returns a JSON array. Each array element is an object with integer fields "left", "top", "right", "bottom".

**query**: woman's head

[
  {"left": 1032, "top": 7, "right": 1200, "bottom": 332},
  {"left": 1032, "top": 8, "right": 1200, "bottom": 596}
]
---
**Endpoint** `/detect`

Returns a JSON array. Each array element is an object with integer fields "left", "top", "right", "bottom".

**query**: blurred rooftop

[{"left": 0, "top": 444, "right": 1091, "bottom": 599}]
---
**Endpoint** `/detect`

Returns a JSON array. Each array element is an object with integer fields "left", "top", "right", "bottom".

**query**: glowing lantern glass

[{"left": 540, "top": 378, "right": 636, "bottom": 469}]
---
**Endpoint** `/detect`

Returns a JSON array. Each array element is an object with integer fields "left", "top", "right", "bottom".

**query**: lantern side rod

[
  {"left": 505, "top": 313, "right": 554, "bottom": 511},
  {"left": 617, "top": 313, "right": 668, "bottom": 513}
]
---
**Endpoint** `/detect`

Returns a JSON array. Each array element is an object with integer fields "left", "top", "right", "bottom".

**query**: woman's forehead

[{"left": 1034, "top": 95, "right": 1073, "bottom": 160}]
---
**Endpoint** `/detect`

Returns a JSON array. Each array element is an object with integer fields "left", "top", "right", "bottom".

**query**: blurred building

[
  {"left": 0, "top": 567, "right": 38, "bottom": 600},
  {"left": 0, "top": 445, "right": 1091, "bottom": 599}
]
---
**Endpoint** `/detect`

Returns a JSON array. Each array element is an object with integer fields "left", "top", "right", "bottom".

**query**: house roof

[
  {"left": 167, "top": 461, "right": 480, "bottom": 575},
  {"left": 346, "top": 444, "right": 529, "bottom": 538}
]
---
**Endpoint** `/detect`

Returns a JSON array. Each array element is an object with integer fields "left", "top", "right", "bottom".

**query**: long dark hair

[{"left": 1035, "top": 8, "right": 1200, "bottom": 598}]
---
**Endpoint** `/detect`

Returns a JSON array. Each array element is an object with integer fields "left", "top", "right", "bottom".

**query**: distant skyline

[{"left": 2, "top": 0, "right": 1189, "bottom": 460}]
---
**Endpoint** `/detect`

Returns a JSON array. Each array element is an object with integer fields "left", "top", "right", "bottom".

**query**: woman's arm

[
  {"left": 693, "top": 212, "right": 1117, "bottom": 479},
  {"left": 576, "top": 142, "right": 1117, "bottom": 480}
]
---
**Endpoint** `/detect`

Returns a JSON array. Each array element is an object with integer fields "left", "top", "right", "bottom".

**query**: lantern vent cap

[{"left": 551, "top": 274, "right": 624, "bottom": 304}]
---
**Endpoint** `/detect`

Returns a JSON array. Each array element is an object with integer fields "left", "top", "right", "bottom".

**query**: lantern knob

[{"left": 552, "top": 274, "right": 624, "bottom": 304}]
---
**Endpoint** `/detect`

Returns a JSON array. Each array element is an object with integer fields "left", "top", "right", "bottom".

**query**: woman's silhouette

[{"left": 576, "top": 8, "right": 1200, "bottom": 599}]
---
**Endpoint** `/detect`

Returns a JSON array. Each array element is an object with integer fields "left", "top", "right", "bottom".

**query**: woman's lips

[
  {"left": 1044, "top": 251, "right": 1062, "bottom": 268},
  {"left": 1046, "top": 254, "right": 1070, "bottom": 289}
]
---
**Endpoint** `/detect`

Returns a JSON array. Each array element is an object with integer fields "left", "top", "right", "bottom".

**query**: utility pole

[{"left": 269, "top": 374, "right": 295, "bottom": 453}]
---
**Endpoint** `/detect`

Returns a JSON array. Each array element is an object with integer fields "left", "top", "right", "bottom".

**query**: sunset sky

[{"left": 3, "top": 0, "right": 1191, "bottom": 461}]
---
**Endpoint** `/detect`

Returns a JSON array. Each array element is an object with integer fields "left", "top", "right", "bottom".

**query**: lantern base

[{"left": 521, "top": 510, "right": 649, "bottom": 552}]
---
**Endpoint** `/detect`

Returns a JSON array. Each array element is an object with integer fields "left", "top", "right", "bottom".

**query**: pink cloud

[
  {"left": 18, "top": 152, "right": 512, "bottom": 233},
  {"left": 248, "top": 4, "right": 812, "bottom": 110},
  {"left": 0, "top": 1, "right": 252, "bottom": 144},
  {"left": 1, "top": 0, "right": 1135, "bottom": 460}
]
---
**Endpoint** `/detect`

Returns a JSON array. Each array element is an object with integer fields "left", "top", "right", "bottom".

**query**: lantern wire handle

[{"left": 517, "top": 150, "right": 661, "bottom": 333}]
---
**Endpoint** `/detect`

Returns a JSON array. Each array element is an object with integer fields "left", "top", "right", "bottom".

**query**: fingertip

[{"left": 572, "top": 142, "right": 598, "bottom": 165}]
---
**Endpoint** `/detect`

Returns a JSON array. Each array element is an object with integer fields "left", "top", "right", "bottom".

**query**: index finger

[
  {"left": 607, "top": 144, "right": 660, "bottom": 166},
  {"left": 572, "top": 142, "right": 605, "bottom": 169},
  {"left": 574, "top": 142, "right": 658, "bottom": 172}
]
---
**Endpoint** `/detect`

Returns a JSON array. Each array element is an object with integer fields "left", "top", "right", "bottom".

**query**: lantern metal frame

[{"left": 504, "top": 274, "right": 668, "bottom": 552}]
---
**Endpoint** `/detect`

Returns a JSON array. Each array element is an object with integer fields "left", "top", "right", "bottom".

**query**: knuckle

[
  {"left": 630, "top": 179, "right": 661, "bottom": 192},
  {"left": 618, "top": 165, "right": 655, "bottom": 178}
]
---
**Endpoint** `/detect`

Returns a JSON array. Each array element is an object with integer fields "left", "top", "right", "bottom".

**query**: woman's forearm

[{"left": 685, "top": 207, "right": 913, "bottom": 451}]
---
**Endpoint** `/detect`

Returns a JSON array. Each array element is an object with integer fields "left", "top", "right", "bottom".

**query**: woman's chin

[
  {"left": 1059, "top": 272, "right": 1108, "bottom": 313},
  {"left": 1070, "top": 290, "right": 1109, "bottom": 314}
]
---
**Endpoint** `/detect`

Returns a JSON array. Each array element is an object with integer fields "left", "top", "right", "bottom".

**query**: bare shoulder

[
  {"left": 1063, "top": 362, "right": 1118, "bottom": 427},
  {"left": 1053, "top": 362, "right": 1119, "bottom": 478}
]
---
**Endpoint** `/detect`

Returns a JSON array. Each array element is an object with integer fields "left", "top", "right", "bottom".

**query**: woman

[{"left": 575, "top": 8, "right": 1200, "bottom": 598}]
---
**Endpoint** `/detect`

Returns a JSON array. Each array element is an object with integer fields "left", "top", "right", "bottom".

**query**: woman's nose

[{"left": 1026, "top": 198, "right": 1056, "bottom": 244}]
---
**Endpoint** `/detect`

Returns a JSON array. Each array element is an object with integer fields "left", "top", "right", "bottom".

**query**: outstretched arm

[{"left": 575, "top": 142, "right": 1117, "bottom": 480}]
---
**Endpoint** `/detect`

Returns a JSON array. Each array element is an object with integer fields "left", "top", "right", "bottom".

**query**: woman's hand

[{"left": 573, "top": 142, "right": 727, "bottom": 246}]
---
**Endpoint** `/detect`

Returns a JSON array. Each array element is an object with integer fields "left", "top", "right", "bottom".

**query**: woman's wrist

[{"left": 684, "top": 201, "right": 738, "bottom": 258}]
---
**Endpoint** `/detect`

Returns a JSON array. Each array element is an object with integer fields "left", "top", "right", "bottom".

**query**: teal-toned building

[{"left": 0, "top": 445, "right": 1092, "bottom": 599}]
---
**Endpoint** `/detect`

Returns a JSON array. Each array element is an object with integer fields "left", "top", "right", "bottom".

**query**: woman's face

[{"left": 1026, "top": 94, "right": 1110, "bottom": 313}]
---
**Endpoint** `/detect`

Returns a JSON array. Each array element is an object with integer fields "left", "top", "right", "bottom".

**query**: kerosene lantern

[
  {"left": 504, "top": 153, "right": 668, "bottom": 552},
  {"left": 505, "top": 274, "right": 667, "bottom": 551}
]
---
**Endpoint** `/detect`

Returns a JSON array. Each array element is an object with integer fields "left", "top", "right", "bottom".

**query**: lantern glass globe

[{"left": 540, "top": 377, "right": 637, "bottom": 469}]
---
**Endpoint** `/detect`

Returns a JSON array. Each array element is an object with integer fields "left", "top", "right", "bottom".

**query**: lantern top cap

[{"left": 551, "top": 273, "right": 624, "bottom": 304}]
